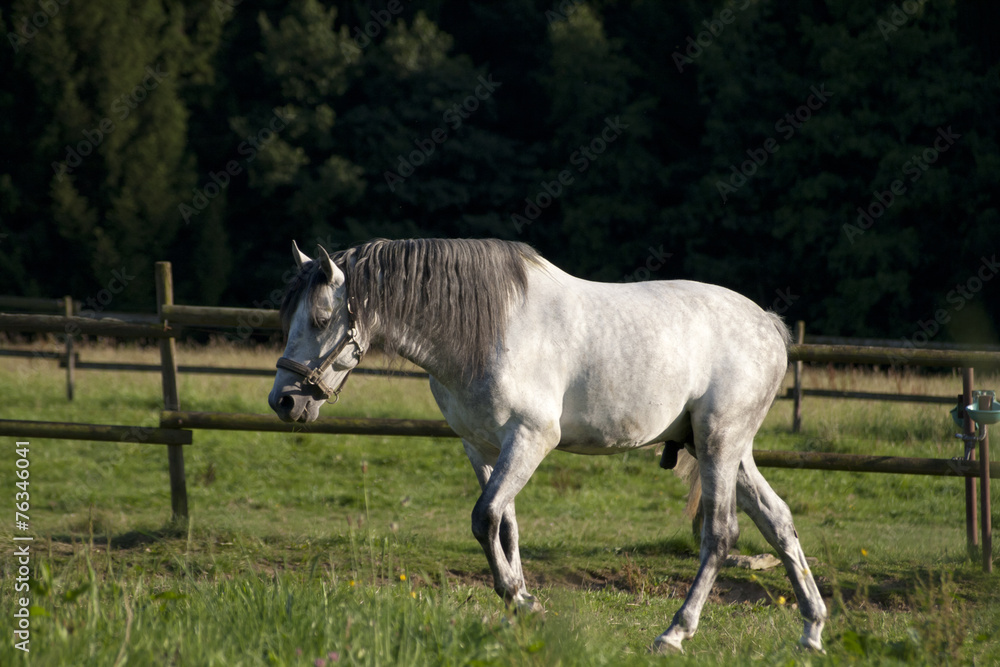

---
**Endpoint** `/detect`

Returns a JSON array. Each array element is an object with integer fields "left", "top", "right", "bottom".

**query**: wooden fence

[
  {"left": 4, "top": 299, "right": 991, "bottom": 430},
  {"left": 0, "top": 265, "right": 996, "bottom": 571}
]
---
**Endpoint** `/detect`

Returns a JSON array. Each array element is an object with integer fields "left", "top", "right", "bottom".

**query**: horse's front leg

[
  {"left": 497, "top": 502, "right": 528, "bottom": 601},
  {"left": 465, "top": 430, "right": 554, "bottom": 611},
  {"left": 462, "top": 440, "right": 529, "bottom": 601}
]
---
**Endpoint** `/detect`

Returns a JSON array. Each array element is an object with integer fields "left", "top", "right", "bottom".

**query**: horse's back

[
  {"left": 519, "top": 269, "right": 788, "bottom": 383},
  {"left": 502, "top": 269, "right": 788, "bottom": 452}
]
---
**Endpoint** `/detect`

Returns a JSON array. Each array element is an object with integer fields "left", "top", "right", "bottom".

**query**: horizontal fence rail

[
  {"left": 806, "top": 334, "right": 1000, "bottom": 352},
  {"left": 0, "top": 348, "right": 65, "bottom": 360},
  {"left": 780, "top": 387, "right": 956, "bottom": 404},
  {"left": 55, "top": 357, "right": 428, "bottom": 379},
  {"left": 753, "top": 450, "right": 999, "bottom": 478},
  {"left": 787, "top": 344, "right": 1000, "bottom": 367},
  {"left": 0, "top": 296, "right": 68, "bottom": 312},
  {"left": 160, "top": 411, "right": 458, "bottom": 438},
  {"left": 0, "top": 418, "right": 192, "bottom": 445},
  {"left": 159, "top": 411, "right": 1000, "bottom": 479},
  {"left": 8, "top": 308, "right": 1000, "bottom": 368},
  {"left": 0, "top": 313, "right": 173, "bottom": 338},
  {"left": 159, "top": 304, "right": 280, "bottom": 329}
]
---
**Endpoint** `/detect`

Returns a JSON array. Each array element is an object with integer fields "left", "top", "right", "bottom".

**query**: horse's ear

[
  {"left": 292, "top": 240, "right": 311, "bottom": 269},
  {"left": 316, "top": 245, "right": 345, "bottom": 288}
]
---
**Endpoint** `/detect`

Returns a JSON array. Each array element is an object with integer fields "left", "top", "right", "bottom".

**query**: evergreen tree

[
  {"left": 224, "top": 0, "right": 530, "bottom": 304},
  {"left": 658, "top": 0, "right": 1000, "bottom": 339},
  {"left": 1, "top": 0, "right": 223, "bottom": 307},
  {"left": 521, "top": 3, "right": 661, "bottom": 280}
]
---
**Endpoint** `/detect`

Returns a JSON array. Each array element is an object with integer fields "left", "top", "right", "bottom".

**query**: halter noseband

[{"left": 275, "top": 298, "right": 365, "bottom": 403}]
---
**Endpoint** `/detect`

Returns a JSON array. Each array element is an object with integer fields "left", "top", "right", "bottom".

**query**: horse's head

[{"left": 268, "top": 241, "right": 366, "bottom": 423}]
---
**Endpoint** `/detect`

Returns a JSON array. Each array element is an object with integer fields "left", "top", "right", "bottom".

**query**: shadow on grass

[
  {"left": 47, "top": 521, "right": 188, "bottom": 550},
  {"left": 519, "top": 535, "right": 698, "bottom": 562},
  {"left": 621, "top": 535, "right": 699, "bottom": 557}
]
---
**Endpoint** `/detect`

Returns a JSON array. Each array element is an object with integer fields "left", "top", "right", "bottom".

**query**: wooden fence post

[
  {"left": 63, "top": 296, "right": 75, "bottom": 401},
  {"left": 156, "top": 262, "right": 188, "bottom": 525},
  {"left": 979, "top": 391, "right": 993, "bottom": 573},
  {"left": 792, "top": 320, "right": 805, "bottom": 432},
  {"left": 963, "top": 368, "right": 978, "bottom": 559}
]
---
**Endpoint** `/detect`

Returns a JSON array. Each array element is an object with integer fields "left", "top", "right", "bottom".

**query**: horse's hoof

[
  {"left": 798, "top": 635, "right": 825, "bottom": 654},
  {"left": 651, "top": 636, "right": 684, "bottom": 655},
  {"left": 513, "top": 595, "right": 544, "bottom": 615},
  {"left": 799, "top": 620, "right": 825, "bottom": 653}
]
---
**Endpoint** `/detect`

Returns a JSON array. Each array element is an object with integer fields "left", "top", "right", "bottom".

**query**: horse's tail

[
  {"left": 766, "top": 310, "right": 793, "bottom": 349},
  {"left": 674, "top": 449, "right": 702, "bottom": 531}
]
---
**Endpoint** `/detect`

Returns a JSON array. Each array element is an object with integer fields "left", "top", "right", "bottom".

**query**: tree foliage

[{"left": 1, "top": 0, "right": 997, "bottom": 342}]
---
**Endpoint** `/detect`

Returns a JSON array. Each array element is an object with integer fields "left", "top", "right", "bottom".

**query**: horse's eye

[{"left": 315, "top": 317, "right": 331, "bottom": 330}]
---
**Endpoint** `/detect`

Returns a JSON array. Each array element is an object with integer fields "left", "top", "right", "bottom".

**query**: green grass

[{"left": 1, "top": 341, "right": 999, "bottom": 665}]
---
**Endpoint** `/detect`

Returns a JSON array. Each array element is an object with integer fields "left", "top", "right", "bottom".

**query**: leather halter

[{"left": 275, "top": 298, "right": 365, "bottom": 403}]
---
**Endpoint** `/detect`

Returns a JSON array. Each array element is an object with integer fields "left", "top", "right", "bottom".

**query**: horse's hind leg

[
  {"left": 736, "top": 451, "right": 827, "bottom": 651},
  {"left": 654, "top": 447, "right": 741, "bottom": 653}
]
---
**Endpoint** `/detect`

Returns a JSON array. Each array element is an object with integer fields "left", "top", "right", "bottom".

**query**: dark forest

[{"left": 2, "top": 0, "right": 998, "bottom": 343}]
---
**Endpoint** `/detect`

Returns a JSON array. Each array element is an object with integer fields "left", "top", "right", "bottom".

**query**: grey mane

[{"left": 280, "top": 238, "right": 540, "bottom": 379}]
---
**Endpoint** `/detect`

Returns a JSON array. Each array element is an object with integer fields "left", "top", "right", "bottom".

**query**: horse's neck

[
  {"left": 374, "top": 319, "right": 468, "bottom": 385},
  {"left": 362, "top": 255, "right": 550, "bottom": 385}
]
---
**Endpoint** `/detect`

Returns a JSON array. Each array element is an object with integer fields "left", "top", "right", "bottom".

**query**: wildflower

[
  {"left": 328, "top": 651, "right": 340, "bottom": 662},
  {"left": 410, "top": 591, "right": 417, "bottom": 598},
  {"left": 777, "top": 596, "right": 786, "bottom": 606},
  {"left": 861, "top": 548, "right": 868, "bottom": 557},
  {"left": 399, "top": 574, "right": 407, "bottom": 582},
  {"left": 315, "top": 659, "right": 327, "bottom": 667},
  {"left": 349, "top": 580, "right": 355, "bottom": 587}
]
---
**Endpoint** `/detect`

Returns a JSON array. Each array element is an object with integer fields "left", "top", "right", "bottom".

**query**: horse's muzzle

[{"left": 268, "top": 388, "right": 322, "bottom": 423}]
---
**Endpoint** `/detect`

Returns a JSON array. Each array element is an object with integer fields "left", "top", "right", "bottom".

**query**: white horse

[{"left": 268, "top": 238, "right": 826, "bottom": 653}]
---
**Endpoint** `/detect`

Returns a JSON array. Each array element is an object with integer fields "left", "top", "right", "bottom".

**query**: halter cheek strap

[{"left": 276, "top": 300, "right": 365, "bottom": 403}]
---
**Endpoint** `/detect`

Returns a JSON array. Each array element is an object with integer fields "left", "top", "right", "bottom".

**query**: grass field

[{"left": 1, "top": 340, "right": 999, "bottom": 665}]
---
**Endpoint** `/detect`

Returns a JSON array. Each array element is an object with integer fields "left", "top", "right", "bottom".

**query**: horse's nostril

[{"left": 278, "top": 395, "right": 295, "bottom": 410}]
